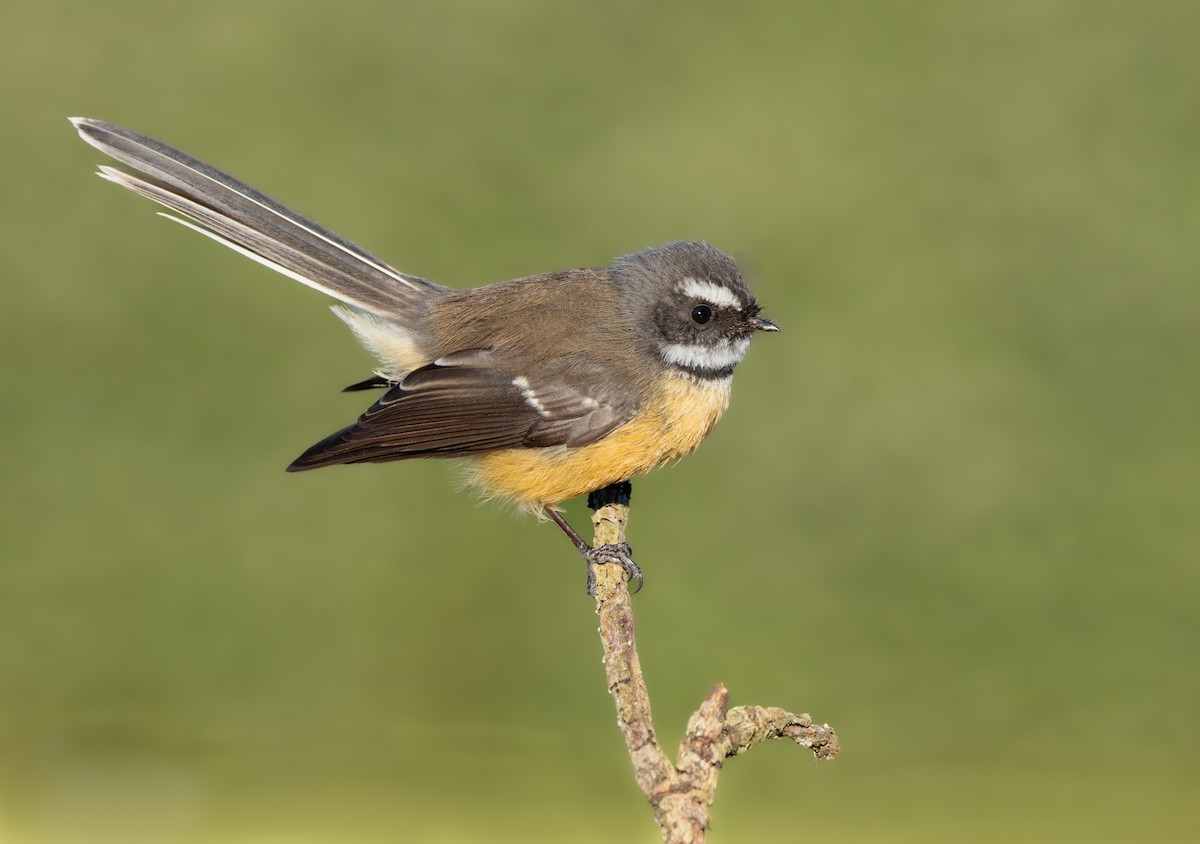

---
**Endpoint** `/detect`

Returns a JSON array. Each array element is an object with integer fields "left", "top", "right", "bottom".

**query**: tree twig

[{"left": 586, "top": 484, "right": 837, "bottom": 843}]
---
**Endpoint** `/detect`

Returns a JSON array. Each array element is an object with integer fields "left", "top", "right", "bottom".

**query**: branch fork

[{"left": 585, "top": 487, "right": 837, "bottom": 843}]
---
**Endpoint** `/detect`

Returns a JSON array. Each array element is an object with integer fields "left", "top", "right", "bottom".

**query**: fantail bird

[{"left": 71, "top": 118, "right": 778, "bottom": 590}]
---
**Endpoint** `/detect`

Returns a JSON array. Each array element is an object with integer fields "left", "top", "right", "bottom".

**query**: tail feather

[{"left": 72, "top": 118, "right": 445, "bottom": 318}]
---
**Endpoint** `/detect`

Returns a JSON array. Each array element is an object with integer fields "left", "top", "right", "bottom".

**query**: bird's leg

[
  {"left": 545, "top": 481, "right": 642, "bottom": 595},
  {"left": 545, "top": 506, "right": 590, "bottom": 555}
]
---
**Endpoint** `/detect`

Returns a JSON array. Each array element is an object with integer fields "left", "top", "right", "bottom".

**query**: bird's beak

[{"left": 749, "top": 316, "right": 779, "bottom": 332}]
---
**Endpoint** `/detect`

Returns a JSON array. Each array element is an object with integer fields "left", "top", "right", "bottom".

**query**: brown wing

[{"left": 287, "top": 350, "right": 632, "bottom": 470}]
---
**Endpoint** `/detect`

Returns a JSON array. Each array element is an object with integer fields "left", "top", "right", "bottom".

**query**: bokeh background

[{"left": 3, "top": 1, "right": 1198, "bottom": 842}]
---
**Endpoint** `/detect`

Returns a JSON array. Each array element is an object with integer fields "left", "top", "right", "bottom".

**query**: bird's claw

[{"left": 585, "top": 543, "right": 642, "bottom": 596}]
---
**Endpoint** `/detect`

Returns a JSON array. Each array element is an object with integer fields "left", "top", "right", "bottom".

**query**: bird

[{"left": 71, "top": 117, "right": 778, "bottom": 591}]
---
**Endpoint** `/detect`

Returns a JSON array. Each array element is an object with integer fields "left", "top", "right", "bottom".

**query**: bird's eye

[{"left": 691, "top": 305, "right": 712, "bottom": 324}]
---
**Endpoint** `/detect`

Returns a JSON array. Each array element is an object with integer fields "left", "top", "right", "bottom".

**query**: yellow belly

[{"left": 469, "top": 374, "right": 732, "bottom": 510}]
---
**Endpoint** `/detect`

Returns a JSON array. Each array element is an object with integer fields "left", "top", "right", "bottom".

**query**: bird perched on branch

[{"left": 72, "top": 118, "right": 777, "bottom": 590}]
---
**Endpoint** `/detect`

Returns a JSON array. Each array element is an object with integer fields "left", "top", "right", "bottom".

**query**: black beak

[{"left": 749, "top": 316, "right": 779, "bottom": 332}]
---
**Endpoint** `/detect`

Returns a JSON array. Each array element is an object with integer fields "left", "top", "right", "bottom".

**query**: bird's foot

[{"left": 585, "top": 542, "right": 642, "bottom": 596}]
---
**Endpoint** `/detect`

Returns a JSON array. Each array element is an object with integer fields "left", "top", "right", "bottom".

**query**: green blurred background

[{"left": 2, "top": 1, "right": 1198, "bottom": 841}]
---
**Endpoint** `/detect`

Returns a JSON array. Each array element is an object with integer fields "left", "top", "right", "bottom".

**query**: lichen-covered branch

[{"left": 586, "top": 486, "right": 837, "bottom": 843}]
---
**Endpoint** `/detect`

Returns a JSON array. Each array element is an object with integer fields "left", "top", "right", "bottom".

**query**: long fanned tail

[{"left": 71, "top": 118, "right": 445, "bottom": 318}]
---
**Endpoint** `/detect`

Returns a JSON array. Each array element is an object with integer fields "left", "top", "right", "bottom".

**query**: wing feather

[{"left": 288, "top": 356, "right": 633, "bottom": 469}]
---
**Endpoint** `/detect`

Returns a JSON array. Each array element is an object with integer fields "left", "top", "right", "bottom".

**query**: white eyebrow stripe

[
  {"left": 659, "top": 337, "right": 751, "bottom": 371},
  {"left": 679, "top": 277, "right": 742, "bottom": 309}
]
